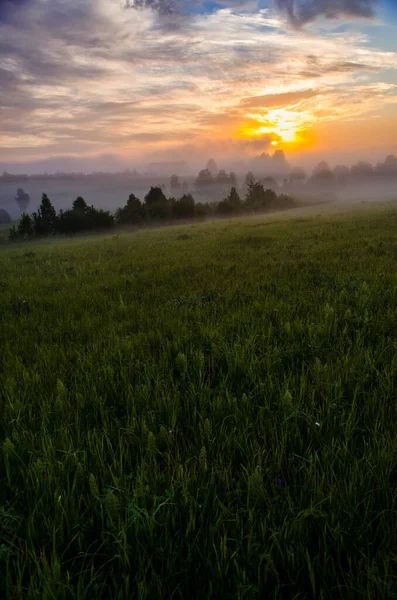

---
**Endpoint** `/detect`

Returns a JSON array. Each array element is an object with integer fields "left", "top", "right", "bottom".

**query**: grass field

[{"left": 1, "top": 201, "right": 397, "bottom": 599}]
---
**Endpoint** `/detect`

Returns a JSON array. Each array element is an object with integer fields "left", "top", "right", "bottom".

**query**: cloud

[
  {"left": 125, "top": 0, "right": 243, "bottom": 13},
  {"left": 274, "top": 0, "right": 378, "bottom": 26},
  {"left": 125, "top": 0, "right": 175, "bottom": 14},
  {"left": 0, "top": 0, "right": 396, "bottom": 163},
  {"left": 240, "top": 89, "right": 319, "bottom": 109}
]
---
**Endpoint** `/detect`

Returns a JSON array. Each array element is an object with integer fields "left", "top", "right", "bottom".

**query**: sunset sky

[{"left": 1, "top": 0, "right": 397, "bottom": 168}]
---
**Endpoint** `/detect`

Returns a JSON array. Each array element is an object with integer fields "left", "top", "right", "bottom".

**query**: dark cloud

[
  {"left": 125, "top": 0, "right": 176, "bottom": 13},
  {"left": 0, "top": 0, "right": 31, "bottom": 23},
  {"left": 274, "top": 0, "right": 378, "bottom": 26}
]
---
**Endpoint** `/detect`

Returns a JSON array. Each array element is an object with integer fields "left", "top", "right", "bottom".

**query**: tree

[
  {"left": 169, "top": 174, "right": 181, "bottom": 192},
  {"left": 271, "top": 150, "right": 289, "bottom": 174},
  {"left": 18, "top": 213, "right": 35, "bottom": 239},
  {"left": 216, "top": 187, "right": 242, "bottom": 216},
  {"left": 245, "top": 182, "right": 277, "bottom": 211},
  {"left": 85, "top": 206, "right": 114, "bottom": 230},
  {"left": 116, "top": 193, "right": 144, "bottom": 225},
  {"left": 172, "top": 194, "right": 195, "bottom": 219},
  {"left": 377, "top": 154, "right": 397, "bottom": 176},
  {"left": 215, "top": 170, "right": 230, "bottom": 186},
  {"left": 72, "top": 196, "right": 88, "bottom": 214},
  {"left": 33, "top": 194, "right": 57, "bottom": 236},
  {"left": 15, "top": 188, "right": 31, "bottom": 213},
  {"left": 0, "top": 208, "right": 11, "bottom": 224},
  {"left": 333, "top": 165, "right": 350, "bottom": 183},
  {"left": 206, "top": 158, "right": 218, "bottom": 174},
  {"left": 57, "top": 209, "right": 80, "bottom": 235},
  {"left": 57, "top": 200, "right": 114, "bottom": 235},
  {"left": 195, "top": 202, "right": 212, "bottom": 220},
  {"left": 9, "top": 226, "right": 18, "bottom": 241},
  {"left": 56, "top": 197, "right": 89, "bottom": 234},
  {"left": 228, "top": 187, "right": 242, "bottom": 211},
  {"left": 312, "top": 161, "right": 334, "bottom": 183},
  {"left": 229, "top": 172, "right": 237, "bottom": 186},
  {"left": 195, "top": 169, "right": 214, "bottom": 189},
  {"left": 350, "top": 161, "right": 373, "bottom": 178},
  {"left": 144, "top": 186, "right": 169, "bottom": 220},
  {"left": 244, "top": 171, "right": 255, "bottom": 187},
  {"left": 384, "top": 154, "right": 397, "bottom": 167}
]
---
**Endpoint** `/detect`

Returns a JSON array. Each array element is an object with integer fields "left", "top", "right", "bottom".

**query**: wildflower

[
  {"left": 277, "top": 477, "right": 283, "bottom": 486},
  {"left": 315, "top": 422, "right": 321, "bottom": 427}
]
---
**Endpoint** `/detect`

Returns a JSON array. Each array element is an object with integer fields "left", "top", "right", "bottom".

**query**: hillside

[{"left": 1, "top": 201, "right": 397, "bottom": 599}]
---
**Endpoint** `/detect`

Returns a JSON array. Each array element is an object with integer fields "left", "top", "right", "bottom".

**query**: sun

[
  {"left": 238, "top": 107, "right": 314, "bottom": 149},
  {"left": 254, "top": 109, "right": 302, "bottom": 144}
]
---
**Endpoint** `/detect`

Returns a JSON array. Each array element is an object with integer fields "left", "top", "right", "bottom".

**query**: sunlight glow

[{"left": 240, "top": 108, "right": 316, "bottom": 149}]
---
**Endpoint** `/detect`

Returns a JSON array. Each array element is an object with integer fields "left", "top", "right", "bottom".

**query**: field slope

[{"left": 1, "top": 202, "right": 397, "bottom": 599}]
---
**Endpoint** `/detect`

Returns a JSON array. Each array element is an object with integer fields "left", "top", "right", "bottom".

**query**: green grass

[{"left": 1, "top": 201, "right": 397, "bottom": 599}]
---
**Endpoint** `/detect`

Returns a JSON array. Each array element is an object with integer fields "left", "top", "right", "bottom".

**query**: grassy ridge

[{"left": 1, "top": 202, "right": 397, "bottom": 599}]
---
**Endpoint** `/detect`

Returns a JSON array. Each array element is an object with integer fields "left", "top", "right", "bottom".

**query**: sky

[{"left": 0, "top": 0, "right": 397, "bottom": 169}]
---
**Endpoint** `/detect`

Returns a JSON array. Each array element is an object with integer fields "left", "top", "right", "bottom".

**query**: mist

[{"left": 1, "top": 148, "right": 396, "bottom": 222}]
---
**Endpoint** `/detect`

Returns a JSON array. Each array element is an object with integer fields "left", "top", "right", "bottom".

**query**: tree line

[{"left": 9, "top": 184, "right": 296, "bottom": 240}]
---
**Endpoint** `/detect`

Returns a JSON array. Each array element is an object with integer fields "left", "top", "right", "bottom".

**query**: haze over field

[{"left": 1, "top": 0, "right": 397, "bottom": 173}]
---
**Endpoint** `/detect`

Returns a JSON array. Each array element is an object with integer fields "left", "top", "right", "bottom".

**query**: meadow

[{"left": 1, "top": 201, "right": 397, "bottom": 599}]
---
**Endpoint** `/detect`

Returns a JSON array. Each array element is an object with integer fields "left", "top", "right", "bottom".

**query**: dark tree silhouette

[
  {"left": 72, "top": 196, "right": 88, "bottom": 214},
  {"left": 33, "top": 194, "right": 57, "bottom": 236},
  {"left": 116, "top": 193, "right": 144, "bottom": 225},
  {"left": 245, "top": 182, "right": 277, "bottom": 211},
  {"left": 172, "top": 194, "right": 195, "bottom": 219},
  {"left": 144, "top": 187, "right": 169, "bottom": 220},
  {"left": 217, "top": 187, "right": 242, "bottom": 215},
  {"left": 0, "top": 208, "right": 11, "bottom": 224},
  {"left": 15, "top": 188, "right": 31, "bottom": 213},
  {"left": 18, "top": 213, "right": 35, "bottom": 238}
]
